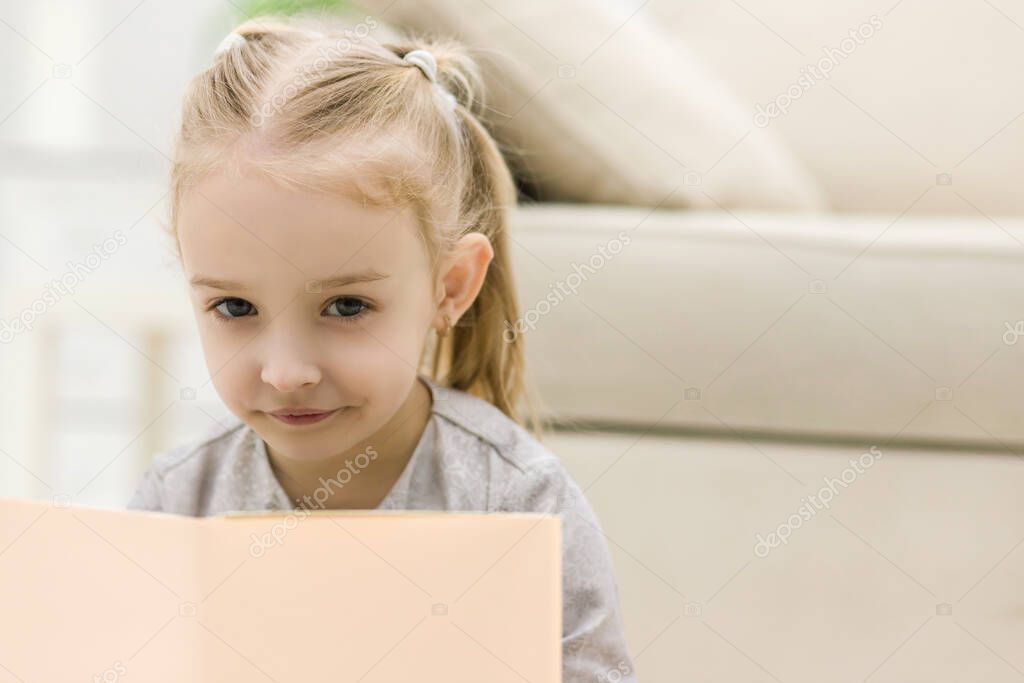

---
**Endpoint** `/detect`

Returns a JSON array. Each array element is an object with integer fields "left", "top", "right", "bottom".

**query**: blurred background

[{"left": 1, "top": 1, "right": 1023, "bottom": 681}]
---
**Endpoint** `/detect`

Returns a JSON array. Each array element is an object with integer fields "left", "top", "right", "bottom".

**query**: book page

[{"left": 0, "top": 499, "right": 560, "bottom": 682}]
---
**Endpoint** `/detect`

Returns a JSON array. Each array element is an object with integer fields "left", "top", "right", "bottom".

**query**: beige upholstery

[
  {"left": 509, "top": 203, "right": 1024, "bottom": 448},
  {"left": 550, "top": 429, "right": 1024, "bottom": 682},
  {"left": 641, "top": 0, "right": 1024, "bottom": 214},
  {"left": 506, "top": 202, "right": 1024, "bottom": 680}
]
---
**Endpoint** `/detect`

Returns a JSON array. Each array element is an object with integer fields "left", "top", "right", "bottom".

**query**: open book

[{"left": 0, "top": 496, "right": 561, "bottom": 682}]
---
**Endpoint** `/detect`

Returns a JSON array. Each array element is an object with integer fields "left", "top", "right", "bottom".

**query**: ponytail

[{"left": 425, "top": 103, "right": 547, "bottom": 437}]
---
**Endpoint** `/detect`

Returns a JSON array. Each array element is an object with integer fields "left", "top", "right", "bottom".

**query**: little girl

[{"left": 128, "top": 15, "right": 636, "bottom": 682}]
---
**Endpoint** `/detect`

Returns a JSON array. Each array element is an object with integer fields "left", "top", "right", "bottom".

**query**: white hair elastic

[
  {"left": 403, "top": 49, "right": 457, "bottom": 112},
  {"left": 403, "top": 49, "right": 438, "bottom": 83},
  {"left": 213, "top": 31, "right": 246, "bottom": 56}
]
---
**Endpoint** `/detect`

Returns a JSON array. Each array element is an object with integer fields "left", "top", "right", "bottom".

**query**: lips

[
  {"left": 269, "top": 407, "right": 333, "bottom": 417},
  {"left": 268, "top": 408, "right": 342, "bottom": 426}
]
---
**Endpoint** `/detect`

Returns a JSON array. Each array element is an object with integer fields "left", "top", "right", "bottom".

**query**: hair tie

[
  {"left": 213, "top": 32, "right": 246, "bottom": 57},
  {"left": 404, "top": 49, "right": 457, "bottom": 112},
  {"left": 403, "top": 49, "right": 438, "bottom": 83}
]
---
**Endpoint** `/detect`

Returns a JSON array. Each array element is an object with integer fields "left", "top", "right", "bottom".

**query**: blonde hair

[{"left": 167, "top": 15, "right": 547, "bottom": 437}]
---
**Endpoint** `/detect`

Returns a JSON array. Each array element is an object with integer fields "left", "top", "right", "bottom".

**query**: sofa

[{"left": 511, "top": 203, "right": 1024, "bottom": 681}]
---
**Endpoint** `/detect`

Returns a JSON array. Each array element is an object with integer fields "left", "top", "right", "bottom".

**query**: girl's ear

[{"left": 434, "top": 232, "right": 494, "bottom": 331}]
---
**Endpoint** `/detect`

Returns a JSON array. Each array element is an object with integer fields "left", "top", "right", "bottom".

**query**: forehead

[{"left": 177, "top": 168, "right": 425, "bottom": 285}]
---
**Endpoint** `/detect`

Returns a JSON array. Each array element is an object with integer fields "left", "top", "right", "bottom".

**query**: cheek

[
  {"left": 194, "top": 317, "right": 237, "bottom": 369},
  {"left": 357, "top": 297, "right": 433, "bottom": 365},
  {"left": 192, "top": 315, "right": 259, "bottom": 398},
  {"left": 328, "top": 328, "right": 428, "bottom": 404},
  {"left": 337, "top": 356, "right": 418, "bottom": 419},
  {"left": 200, "top": 336, "right": 250, "bottom": 402},
  {"left": 328, "top": 332, "right": 421, "bottom": 386}
]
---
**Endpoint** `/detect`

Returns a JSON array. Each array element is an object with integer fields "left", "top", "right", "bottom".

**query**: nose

[
  {"left": 259, "top": 331, "right": 322, "bottom": 393},
  {"left": 261, "top": 362, "right": 321, "bottom": 393}
]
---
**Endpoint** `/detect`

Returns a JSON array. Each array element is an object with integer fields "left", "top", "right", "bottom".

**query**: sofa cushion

[{"left": 509, "top": 203, "right": 1024, "bottom": 448}]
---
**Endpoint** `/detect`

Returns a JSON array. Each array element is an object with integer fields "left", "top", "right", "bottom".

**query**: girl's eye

[
  {"left": 212, "top": 298, "right": 255, "bottom": 319},
  {"left": 325, "top": 297, "right": 369, "bottom": 321}
]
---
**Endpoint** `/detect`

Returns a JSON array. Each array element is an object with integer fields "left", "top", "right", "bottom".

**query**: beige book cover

[{"left": 0, "top": 497, "right": 561, "bottom": 682}]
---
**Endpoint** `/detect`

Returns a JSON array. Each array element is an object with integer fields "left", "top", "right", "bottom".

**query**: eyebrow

[{"left": 189, "top": 270, "right": 389, "bottom": 291}]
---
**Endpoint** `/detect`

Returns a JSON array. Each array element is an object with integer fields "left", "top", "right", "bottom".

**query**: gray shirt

[{"left": 127, "top": 373, "right": 638, "bottom": 682}]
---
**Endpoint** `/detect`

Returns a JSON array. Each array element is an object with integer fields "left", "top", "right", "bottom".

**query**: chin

[
  {"left": 264, "top": 414, "right": 358, "bottom": 451},
  {"left": 264, "top": 434, "right": 335, "bottom": 461}
]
